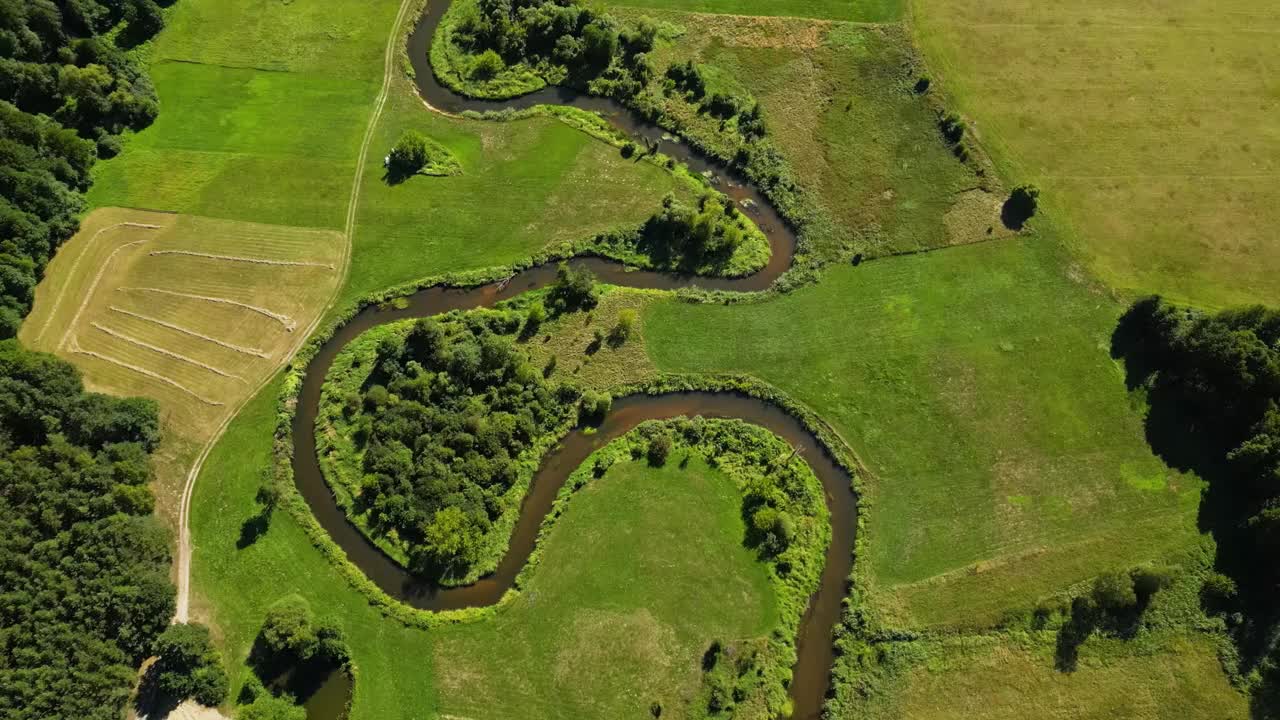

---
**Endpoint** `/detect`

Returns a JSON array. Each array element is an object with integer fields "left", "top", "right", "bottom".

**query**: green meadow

[
  {"left": 910, "top": 0, "right": 1280, "bottom": 309},
  {"left": 58, "top": 0, "right": 1265, "bottom": 715},
  {"left": 343, "top": 77, "right": 686, "bottom": 303},
  {"left": 88, "top": 0, "right": 401, "bottom": 228},
  {"left": 608, "top": 0, "right": 902, "bottom": 23},
  {"left": 647, "top": 237, "right": 1201, "bottom": 628}
]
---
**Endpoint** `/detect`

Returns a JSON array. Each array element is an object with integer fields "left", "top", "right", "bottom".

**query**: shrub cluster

[
  {"left": 0, "top": 0, "right": 169, "bottom": 338},
  {"left": 149, "top": 623, "right": 228, "bottom": 707},
  {"left": 239, "top": 595, "right": 351, "bottom": 719},
  {"left": 449, "top": 0, "right": 656, "bottom": 98},
  {"left": 0, "top": 340, "right": 171, "bottom": 720},
  {"left": 346, "top": 311, "right": 578, "bottom": 579}
]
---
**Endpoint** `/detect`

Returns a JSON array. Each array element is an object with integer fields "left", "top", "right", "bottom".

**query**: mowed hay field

[
  {"left": 88, "top": 0, "right": 403, "bottom": 229},
  {"left": 615, "top": 7, "right": 1006, "bottom": 258},
  {"left": 646, "top": 238, "right": 1201, "bottom": 628},
  {"left": 21, "top": 208, "right": 342, "bottom": 516},
  {"left": 608, "top": 0, "right": 901, "bottom": 22},
  {"left": 344, "top": 77, "right": 687, "bottom": 302},
  {"left": 847, "top": 632, "right": 1247, "bottom": 720},
  {"left": 910, "top": 0, "right": 1280, "bottom": 308}
]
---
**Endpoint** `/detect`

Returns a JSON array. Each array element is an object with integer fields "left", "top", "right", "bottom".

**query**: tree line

[
  {"left": 0, "top": 340, "right": 176, "bottom": 719},
  {"left": 0, "top": 0, "right": 169, "bottom": 337},
  {"left": 1114, "top": 296, "right": 1280, "bottom": 713}
]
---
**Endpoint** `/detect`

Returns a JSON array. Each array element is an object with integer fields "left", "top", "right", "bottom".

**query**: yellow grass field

[
  {"left": 910, "top": 0, "right": 1280, "bottom": 309},
  {"left": 21, "top": 208, "right": 343, "bottom": 521}
]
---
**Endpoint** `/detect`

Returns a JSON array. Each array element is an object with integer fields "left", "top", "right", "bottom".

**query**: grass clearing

[
  {"left": 88, "top": 0, "right": 403, "bottom": 229},
  {"left": 646, "top": 237, "right": 1202, "bottom": 628},
  {"left": 20, "top": 208, "right": 342, "bottom": 523},
  {"left": 608, "top": 0, "right": 902, "bottom": 23},
  {"left": 910, "top": 0, "right": 1280, "bottom": 308},
  {"left": 843, "top": 631, "right": 1246, "bottom": 719},
  {"left": 431, "top": 453, "right": 777, "bottom": 720},
  {"left": 619, "top": 9, "right": 999, "bottom": 259},
  {"left": 343, "top": 77, "right": 692, "bottom": 302}
]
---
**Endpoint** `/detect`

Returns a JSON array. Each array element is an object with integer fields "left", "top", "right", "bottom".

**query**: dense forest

[
  {"left": 346, "top": 308, "right": 579, "bottom": 579},
  {"left": 0, "top": 1, "right": 177, "bottom": 717},
  {"left": 0, "top": 340, "right": 174, "bottom": 720},
  {"left": 0, "top": 0, "right": 167, "bottom": 337},
  {"left": 1114, "top": 297, "right": 1280, "bottom": 712}
]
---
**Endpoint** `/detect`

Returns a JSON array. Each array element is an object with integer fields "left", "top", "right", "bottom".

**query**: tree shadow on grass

[
  {"left": 237, "top": 511, "right": 271, "bottom": 549},
  {"left": 1110, "top": 303, "right": 1280, "bottom": 684}
]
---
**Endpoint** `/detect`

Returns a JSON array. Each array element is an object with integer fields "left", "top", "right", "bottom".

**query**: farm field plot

[
  {"left": 910, "top": 0, "right": 1280, "bottom": 308},
  {"left": 88, "top": 0, "right": 403, "bottom": 229},
  {"left": 607, "top": 0, "right": 902, "bottom": 22},
  {"left": 344, "top": 77, "right": 687, "bottom": 302},
  {"left": 20, "top": 207, "right": 343, "bottom": 516},
  {"left": 616, "top": 7, "right": 1002, "bottom": 259},
  {"left": 842, "top": 631, "right": 1247, "bottom": 720},
  {"left": 646, "top": 237, "right": 1201, "bottom": 628}
]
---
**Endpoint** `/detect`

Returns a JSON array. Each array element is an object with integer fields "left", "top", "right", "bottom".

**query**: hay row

[
  {"left": 36, "top": 222, "right": 163, "bottom": 346},
  {"left": 69, "top": 340, "right": 224, "bottom": 407},
  {"left": 57, "top": 238, "right": 150, "bottom": 352},
  {"left": 90, "top": 322, "right": 245, "bottom": 382},
  {"left": 109, "top": 306, "right": 270, "bottom": 358},
  {"left": 118, "top": 287, "right": 297, "bottom": 331},
  {"left": 148, "top": 249, "right": 334, "bottom": 269}
]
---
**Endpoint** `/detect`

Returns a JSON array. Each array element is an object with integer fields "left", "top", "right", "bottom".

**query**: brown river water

[{"left": 290, "top": 4, "right": 857, "bottom": 717}]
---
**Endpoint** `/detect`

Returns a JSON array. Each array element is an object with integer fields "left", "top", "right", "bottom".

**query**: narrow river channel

[{"left": 291, "top": 4, "right": 859, "bottom": 717}]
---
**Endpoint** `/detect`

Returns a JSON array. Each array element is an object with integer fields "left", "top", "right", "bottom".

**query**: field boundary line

[
  {"left": 109, "top": 307, "right": 270, "bottom": 358},
  {"left": 120, "top": 287, "right": 297, "bottom": 330},
  {"left": 70, "top": 340, "right": 225, "bottom": 407},
  {"left": 34, "top": 222, "right": 162, "bottom": 346},
  {"left": 57, "top": 238, "right": 150, "bottom": 353},
  {"left": 173, "top": 0, "right": 419, "bottom": 622},
  {"left": 149, "top": 249, "right": 335, "bottom": 269},
  {"left": 89, "top": 322, "right": 245, "bottom": 381}
]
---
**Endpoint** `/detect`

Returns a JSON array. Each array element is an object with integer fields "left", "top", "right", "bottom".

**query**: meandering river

[{"left": 291, "top": 4, "right": 857, "bottom": 718}]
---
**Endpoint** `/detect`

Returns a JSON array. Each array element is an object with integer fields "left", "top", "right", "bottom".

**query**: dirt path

[{"left": 172, "top": 0, "right": 418, "bottom": 623}]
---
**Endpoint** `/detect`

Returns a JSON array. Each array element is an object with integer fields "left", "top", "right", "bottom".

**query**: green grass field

[
  {"left": 431, "top": 454, "right": 776, "bottom": 719},
  {"left": 608, "top": 0, "right": 902, "bottom": 23},
  {"left": 88, "top": 0, "right": 402, "bottom": 228},
  {"left": 195, "top": 379, "right": 790, "bottom": 719},
  {"left": 190, "top": 377, "right": 441, "bottom": 720},
  {"left": 618, "top": 9, "right": 999, "bottom": 261},
  {"left": 647, "top": 237, "right": 1202, "bottom": 628},
  {"left": 910, "top": 0, "right": 1280, "bottom": 309},
  {"left": 342, "top": 78, "right": 688, "bottom": 302},
  {"left": 842, "top": 631, "right": 1247, "bottom": 720}
]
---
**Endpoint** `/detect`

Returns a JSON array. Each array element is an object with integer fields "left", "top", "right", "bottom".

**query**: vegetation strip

[
  {"left": 107, "top": 307, "right": 270, "bottom": 358},
  {"left": 147, "top": 250, "right": 336, "bottom": 269},
  {"left": 118, "top": 287, "right": 297, "bottom": 331},
  {"left": 70, "top": 343, "right": 225, "bottom": 407},
  {"left": 89, "top": 322, "right": 246, "bottom": 381}
]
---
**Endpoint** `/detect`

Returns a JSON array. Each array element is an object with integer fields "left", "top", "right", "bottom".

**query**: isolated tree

[
  {"left": 151, "top": 623, "right": 228, "bottom": 706},
  {"left": 388, "top": 130, "right": 432, "bottom": 175},
  {"left": 546, "top": 263, "right": 598, "bottom": 313},
  {"left": 1091, "top": 570, "right": 1137, "bottom": 610},
  {"left": 647, "top": 432, "right": 672, "bottom": 466},
  {"left": 470, "top": 49, "right": 505, "bottom": 80},
  {"left": 610, "top": 309, "right": 637, "bottom": 344},
  {"left": 259, "top": 595, "right": 319, "bottom": 662},
  {"left": 1001, "top": 184, "right": 1040, "bottom": 230}
]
